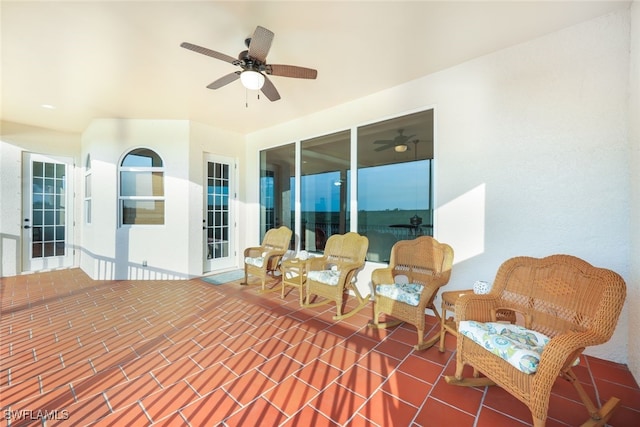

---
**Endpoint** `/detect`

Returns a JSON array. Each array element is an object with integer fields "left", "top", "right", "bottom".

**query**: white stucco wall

[
  {"left": 245, "top": 10, "right": 632, "bottom": 363},
  {"left": 628, "top": 0, "right": 640, "bottom": 384},
  {"left": 79, "top": 119, "right": 246, "bottom": 280},
  {"left": 0, "top": 121, "right": 81, "bottom": 277}
]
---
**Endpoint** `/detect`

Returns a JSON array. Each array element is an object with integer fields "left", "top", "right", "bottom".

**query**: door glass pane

[
  {"left": 206, "top": 161, "right": 230, "bottom": 260},
  {"left": 301, "top": 130, "right": 351, "bottom": 253},
  {"left": 32, "top": 160, "right": 66, "bottom": 258}
]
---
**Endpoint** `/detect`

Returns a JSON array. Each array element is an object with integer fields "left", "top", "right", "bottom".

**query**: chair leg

[{"left": 562, "top": 369, "right": 621, "bottom": 426}]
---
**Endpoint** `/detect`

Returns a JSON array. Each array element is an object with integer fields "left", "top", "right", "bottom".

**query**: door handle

[{"left": 24, "top": 225, "right": 31, "bottom": 229}]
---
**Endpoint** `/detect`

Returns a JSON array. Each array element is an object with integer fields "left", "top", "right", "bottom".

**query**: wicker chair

[
  {"left": 304, "top": 232, "right": 369, "bottom": 320},
  {"left": 243, "top": 226, "right": 292, "bottom": 291},
  {"left": 445, "top": 255, "right": 627, "bottom": 427},
  {"left": 368, "top": 236, "right": 454, "bottom": 350}
]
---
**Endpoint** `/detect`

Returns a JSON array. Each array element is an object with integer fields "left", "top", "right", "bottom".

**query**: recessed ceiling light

[{"left": 41, "top": 104, "right": 55, "bottom": 109}]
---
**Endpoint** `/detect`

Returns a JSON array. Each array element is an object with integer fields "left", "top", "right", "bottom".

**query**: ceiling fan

[
  {"left": 373, "top": 129, "right": 416, "bottom": 152},
  {"left": 180, "top": 25, "right": 317, "bottom": 102}
]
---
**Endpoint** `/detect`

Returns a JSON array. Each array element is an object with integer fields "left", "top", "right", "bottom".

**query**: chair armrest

[
  {"left": 533, "top": 330, "right": 602, "bottom": 391},
  {"left": 244, "top": 246, "right": 264, "bottom": 257},
  {"left": 371, "top": 268, "right": 394, "bottom": 286},
  {"left": 454, "top": 294, "right": 501, "bottom": 323}
]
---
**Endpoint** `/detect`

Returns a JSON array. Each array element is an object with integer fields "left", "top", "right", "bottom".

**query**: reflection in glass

[
  {"left": 259, "top": 143, "right": 295, "bottom": 245},
  {"left": 122, "top": 200, "right": 165, "bottom": 225},
  {"left": 31, "top": 160, "right": 66, "bottom": 258},
  {"left": 357, "top": 109, "right": 434, "bottom": 262}
]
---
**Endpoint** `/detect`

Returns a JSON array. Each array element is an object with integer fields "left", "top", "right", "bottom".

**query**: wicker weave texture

[
  {"left": 243, "top": 226, "right": 292, "bottom": 290},
  {"left": 305, "top": 232, "right": 369, "bottom": 317},
  {"left": 371, "top": 236, "right": 454, "bottom": 349},
  {"left": 453, "top": 254, "right": 627, "bottom": 426}
]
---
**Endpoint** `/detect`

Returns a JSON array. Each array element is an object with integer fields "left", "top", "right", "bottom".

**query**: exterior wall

[
  {"left": 81, "top": 119, "right": 192, "bottom": 279},
  {"left": 80, "top": 119, "right": 246, "bottom": 280},
  {"left": 628, "top": 0, "right": 640, "bottom": 383},
  {"left": 0, "top": 121, "right": 81, "bottom": 277},
  {"left": 245, "top": 10, "right": 632, "bottom": 364}
]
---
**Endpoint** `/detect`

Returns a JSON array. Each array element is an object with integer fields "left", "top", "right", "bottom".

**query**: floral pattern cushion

[
  {"left": 307, "top": 269, "right": 341, "bottom": 286},
  {"left": 375, "top": 283, "right": 424, "bottom": 307},
  {"left": 244, "top": 256, "right": 264, "bottom": 268},
  {"left": 459, "top": 321, "right": 551, "bottom": 374}
]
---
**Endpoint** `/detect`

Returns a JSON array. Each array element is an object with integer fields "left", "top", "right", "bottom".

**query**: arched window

[
  {"left": 84, "top": 154, "right": 92, "bottom": 224},
  {"left": 119, "top": 148, "right": 165, "bottom": 225}
]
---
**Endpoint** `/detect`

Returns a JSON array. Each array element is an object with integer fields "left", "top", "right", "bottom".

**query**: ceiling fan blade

[
  {"left": 248, "top": 26, "right": 274, "bottom": 63},
  {"left": 374, "top": 139, "right": 394, "bottom": 145},
  {"left": 207, "top": 72, "right": 241, "bottom": 89},
  {"left": 374, "top": 144, "right": 394, "bottom": 152},
  {"left": 180, "top": 42, "right": 237, "bottom": 64},
  {"left": 268, "top": 64, "right": 317, "bottom": 79},
  {"left": 261, "top": 75, "right": 281, "bottom": 101}
]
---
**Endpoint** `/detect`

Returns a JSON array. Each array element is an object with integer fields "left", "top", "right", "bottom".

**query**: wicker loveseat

[{"left": 445, "top": 255, "right": 627, "bottom": 427}]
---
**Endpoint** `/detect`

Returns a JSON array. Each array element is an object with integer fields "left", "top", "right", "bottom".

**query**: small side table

[
  {"left": 439, "top": 289, "right": 474, "bottom": 352},
  {"left": 280, "top": 258, "right": 309, "bottom": 305}
]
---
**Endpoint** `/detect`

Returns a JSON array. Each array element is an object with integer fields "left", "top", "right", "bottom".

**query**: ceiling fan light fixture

[
  {"left": 394, "top": 144, "right": 408, "bottom": 153},
  {"left": 240, "top": 70, "right": 265, "bottom": 90}
]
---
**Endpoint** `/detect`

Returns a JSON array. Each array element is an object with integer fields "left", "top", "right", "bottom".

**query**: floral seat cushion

[
  {"left": 307, "top": 269, "right": 341, "bottom": 286},
  {"left": 375, "top": 283, "right": 424, "bottom": 307},
  {"left": 459, "top": 321, "right": 553, "bottom": 374}
]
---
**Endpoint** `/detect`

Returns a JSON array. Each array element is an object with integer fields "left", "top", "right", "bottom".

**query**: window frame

[{"left": 118, "top": 147, "right": 166, "bottom": 227}]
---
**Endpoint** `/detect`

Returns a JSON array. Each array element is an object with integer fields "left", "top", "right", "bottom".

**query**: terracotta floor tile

[
  {"left": 105, "top": 373, "right": 161, "bottom": 411},
  {"left": 320, "top": 346, "right": 362, "bottom": 371},
  {"left": 475, "top": 406, "right": 530, "bottom": 427},
  {"left": 380, "top": 370, "right": 433, "bottom": 408},
  {"left": 281, "top": 405, "right": 340, "bottom": 427},
  {"left": 140, "top": 381, "right": 198, "bottom": 422},
  {"left": 2, "top": 269, "right": 639, "bottom": 427},
  {"left": 336, "top": 365, "right": 385, "bottom": 398},
  {"left": 49, "top": 392, "right": 110, "bottom": 426},
  {"left": 223, "top": 349, "right": 267, "bottom": 375},
  {"left": 179, "top": 388, "right": 240, "bottom": 426},
  {"left": 355, "top": 349, "right": 402, "bottom": 377},
  {"left": 89, "top": 402, "right": 150, "bottom": 427},
  {"left": 397, "top": 353, "right": 443, "bottom": 384},
  {"left": 295, "top": 359, "right": 342, "bottom": 391},
  {"left": 223, "top": 368, "right": 277, "bottom": 405},
  {"left": 258, "top": 356, "right": 304, "bottom": 383},
  {"left": 151, "top": 357, "right": 201, "bottom": 387},
  {"left": 41, "top": 362, "right": 94, "bottom": 393},
  {"left": 356, "top": 389, "right": 418, "bottom": 427},
  {"left": 120, "top": 352, "right": 168, "bottom": 380},
  {"left": 284, "top": 341, "right": 325, "bottom": 365},
  {"left": 185, "top": 363, "right": 237, "bottom": 396},
  {"left": 263, "top": 375, "right": 320, "bottom": 416},
  {"left": 224, "top": 397, "right": 288, "bottom": 427},
  {"left": 0, "top": 377, "right": 41, "bottom": 408},
  {"left": 482, "top": 384, "right": 532, "bottom": 424},
  {"left": 414, "top": 396, "right": 476, "bottom": 427},
  {"left": 309, "top": 383, "right": 366, "bottom": 425},
  {"left": 72, "top": 367, "right": 127, "bottom": 401}
]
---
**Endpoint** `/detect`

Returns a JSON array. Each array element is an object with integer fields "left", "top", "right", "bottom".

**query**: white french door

[
  {"left": 203, "top": 154, "right": 236, "bottom": 273},
  {"left": 21, "top": 153, "right": 75, "bottom": 272}
]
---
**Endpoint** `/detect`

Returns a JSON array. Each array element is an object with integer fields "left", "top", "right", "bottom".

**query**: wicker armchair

[
  {"left": 445, "top": 255, "right": 627, "bottom": 427},
  {"left": 304, "top": 232, "right": 369, "bottom": 320},
  {"left": 243, "top": 226, "right": 292, "bottom": 291},
  {"left": 368, "top": 236, "right": 454, "bottom": 350}
]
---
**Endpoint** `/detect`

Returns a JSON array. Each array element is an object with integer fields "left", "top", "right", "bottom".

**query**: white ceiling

[{"left": 1, "top": 0, "right": 630, "bottom": 135}]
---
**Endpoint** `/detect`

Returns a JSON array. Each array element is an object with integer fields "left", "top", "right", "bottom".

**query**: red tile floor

[{"left": 1, "top": 269, "right": 639, "bottom": 426}]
